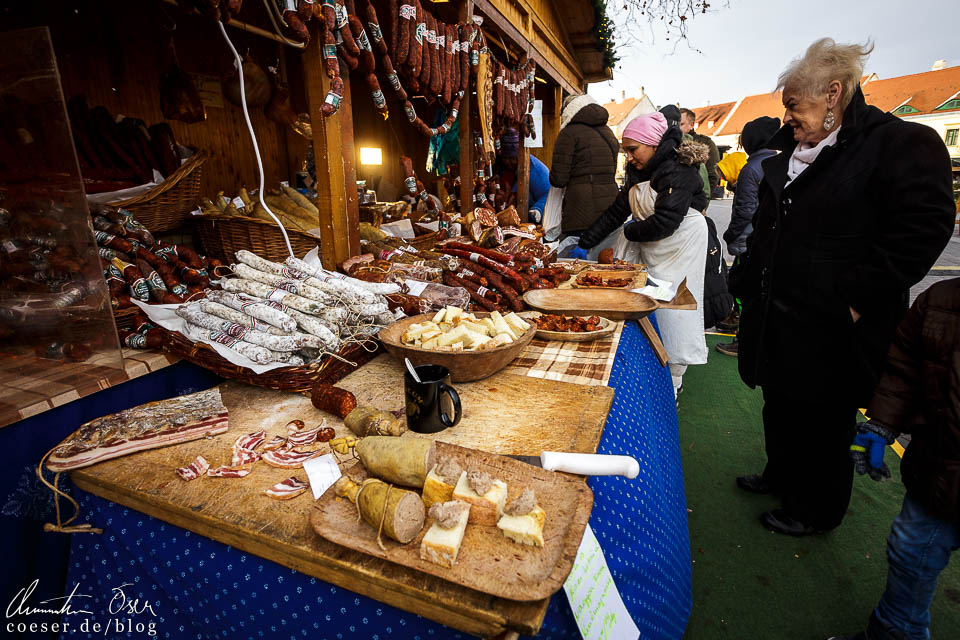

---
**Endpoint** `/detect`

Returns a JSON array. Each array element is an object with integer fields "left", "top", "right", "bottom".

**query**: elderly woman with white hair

[{"left": 729, "top": 38, "right": 956, "bottom": 537}]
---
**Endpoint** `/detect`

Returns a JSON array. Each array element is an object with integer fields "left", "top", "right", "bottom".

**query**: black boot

[
  {"left": 716, "top": 339, "right": 738, "bottom": 357},
  {"left": 716, "top": 310, "right": 740, "bottom": 333}
]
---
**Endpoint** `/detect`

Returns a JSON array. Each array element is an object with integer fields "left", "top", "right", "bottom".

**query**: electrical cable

[{"left": 218, "top": 21, "right": 295, "bottom": 258}]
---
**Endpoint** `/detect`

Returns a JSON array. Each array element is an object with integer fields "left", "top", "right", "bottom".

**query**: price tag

[
  {"left": 303, "top": 454, "right": 342, "bottom": 500},
  {"left": 405, "top": 279, "right": 430, "bottom": 296}
]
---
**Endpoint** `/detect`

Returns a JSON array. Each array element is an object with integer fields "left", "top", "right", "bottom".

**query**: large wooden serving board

[
  {"left": 311, "top": 442, "right": 593, "bottom": 601},
  {"left": 523, "top": 288, "right": 659, "bottom": 321},
  {"left": 336, "top": 354, "right": 614, "bottom": 455},
  {"left": 68, "top": 362, "right": 613, "bottom": 637}
]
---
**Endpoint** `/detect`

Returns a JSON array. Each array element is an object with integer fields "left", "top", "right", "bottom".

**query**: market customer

[
  {"left": 680, "top": 108, "right": 721, "bottom": 200},
  {"left": 729, "top": 38, "right": 955, "bottom": 536},
  {"left": 546, "top": 94, "right": 619, "bottom": 243},
  {"left": 826, "top": 279, "right": 960, "bottom": 640},
  {"left": 613, "top": 180, "right": 708, "bottom": 397},
  {"left": 498, "top": 128, "right": 550, "bottom": 219},
  {"left": 715, "top": 115, "right": 781, "bottom": 357},
  {"left": 572, "top": 112, "right": 708, "bottom": 265}
]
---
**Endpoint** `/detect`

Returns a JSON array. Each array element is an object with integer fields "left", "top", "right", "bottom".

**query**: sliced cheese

[
  {"left": 497, "top": 506, "right": 546, "bottom": 547},
  {"left": 420, "top": 502, "right": 471, "bottom": 567},
  {"left": 452, "top": 471, "right": 508, "bottom": 526}
]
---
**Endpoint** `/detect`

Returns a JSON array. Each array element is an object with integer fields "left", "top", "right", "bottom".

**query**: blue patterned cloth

[{"left": 58, "top": 321, "right": 691, "bottom": 639}]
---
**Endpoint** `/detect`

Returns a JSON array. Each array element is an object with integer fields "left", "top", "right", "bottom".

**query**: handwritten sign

[{"left": 563, "top": 526, "right": 640, "bottom": 640}]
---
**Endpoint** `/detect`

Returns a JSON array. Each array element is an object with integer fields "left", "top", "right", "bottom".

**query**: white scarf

[
  {"left": 559, "top": 94, "right": 600, "bottom": 131},
  {"left": 786, "top": 126, "right": 841, "bottom": 185}
]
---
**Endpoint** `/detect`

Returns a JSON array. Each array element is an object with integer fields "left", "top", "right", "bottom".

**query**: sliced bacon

[
  {"left": 232, "top": 429, "right": 267, "bottom": 466},
  {"left": 287, "top": 420, "right": 326, "bottom": 448},
  {"left": 286, "top": 419, "right": 305, "bottom": 436},
  {"left": 264, "top": 476, "right": 309, "bottom": 500},
  {"left": 262, "top": 435, "right": 287, "bottom": 451},
  {"left": 175, "top": 455, "right": 210, "bottom": 481},
  {"left": 207, "top": 464, "right": 254, "bottom": 478},
  {"left": 261, "top": 448, "right": 325, "bottom": 469}
]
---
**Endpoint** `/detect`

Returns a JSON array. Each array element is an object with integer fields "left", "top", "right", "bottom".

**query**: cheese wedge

[
  {"left": 497, "top": 506, "right": 547, "bottom": 547},
  {"left": 420, "top": 502, "right": 471, "bottom": 567},
  {"left": 452, "top": 471, "right": 508, "bottom": 526}
]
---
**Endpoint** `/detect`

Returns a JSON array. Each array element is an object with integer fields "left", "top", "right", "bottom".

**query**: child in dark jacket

[{"left": 830, "top": 278, "right": 960, "bottom": 640}]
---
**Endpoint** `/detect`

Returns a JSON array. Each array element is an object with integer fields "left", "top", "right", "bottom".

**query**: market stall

[{"left": 1, "top": 1, "right": 693, "bottom": 638}]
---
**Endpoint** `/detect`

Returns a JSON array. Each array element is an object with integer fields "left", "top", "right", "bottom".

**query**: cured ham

[
  {"left": 46, "top": 389, "right": 229, "bottom": 472},
  {"left": 264, "top": 476, "right": 309, "bottom": 500},
  {"left": 175, "top": 456, "right": 210, "bottom": 481},
  {"left": 261, "top": 448, "right": 325, "bottom": 469}
]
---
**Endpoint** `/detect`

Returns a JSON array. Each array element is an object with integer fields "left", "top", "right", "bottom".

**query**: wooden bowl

[{"left": 378, "top": 312, "right": 537, "bottom": 382}]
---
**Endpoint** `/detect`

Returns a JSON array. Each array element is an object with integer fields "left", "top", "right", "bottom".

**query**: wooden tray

[
  {"left": 378, "top": 312, "right": 537, "bottom": 382},
  {"left": 517, "top": 311, "right": 616, "bottom": 342},
  {"left": 522, "top": 289, "right": 659, "bottom": 321},
  {"left": 310, "top": 441, "right": 594, "bottom": 602}
]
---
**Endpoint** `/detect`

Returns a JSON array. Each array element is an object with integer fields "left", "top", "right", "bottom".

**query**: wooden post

[
  {"left": 304, "top": 25, "right": 360, "bottom": 269},
  {"left": 517, "top": 139, "right": 530, "bottom": 222},
  {"left": 459, "top": 0, "right": 475, "bottom": 217}
]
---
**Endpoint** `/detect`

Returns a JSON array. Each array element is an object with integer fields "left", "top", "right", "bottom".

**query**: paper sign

[
  {"left": 564, "top": 526, "right": 640, "bottom": 640},
  {"left": 526, "top": 100, "right": 543, "bottom": 149},
  {"left": 302, "top": 453, "right": 342, "bottom": 499},
  {"left": 632, "top": 276, "right": 677, "bottom": 302}
]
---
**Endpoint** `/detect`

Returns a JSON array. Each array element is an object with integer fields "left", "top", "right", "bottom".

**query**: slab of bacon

[
  {"left": 175, "top": 456, "right": 210, "bottom": 481},
  {"left": 261, "top": 448, "right": 325, "bottom": 469},
  {"left": 264, "top": 476, "right": 309, "bottom": 500},
  {"left": 46, "top": 388, "right": 229, "bottom": 472}
]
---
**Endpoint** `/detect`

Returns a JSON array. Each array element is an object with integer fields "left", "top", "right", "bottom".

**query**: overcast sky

[{"left": 587, "top": 0, "right": 960, "bottom": 110}]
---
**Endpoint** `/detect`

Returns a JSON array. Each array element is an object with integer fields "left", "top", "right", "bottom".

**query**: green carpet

[{"left": 678, "top": 335, "right": 960, "bottom": 638}]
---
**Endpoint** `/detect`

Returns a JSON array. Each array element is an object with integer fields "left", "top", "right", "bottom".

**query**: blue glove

[
  {"left": 570, "top": 247, "right": 589, "bottom": 260},
  {"left": 850, "top": 421, "right": 897, "bottom": 481},
  {"left": 528, "top": 209, "right": 543, "bottom": 225}
]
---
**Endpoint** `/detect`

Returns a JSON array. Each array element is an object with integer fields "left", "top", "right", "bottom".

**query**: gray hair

[{"left": 776, "top": 38, "right": 874, "bottom": 110}]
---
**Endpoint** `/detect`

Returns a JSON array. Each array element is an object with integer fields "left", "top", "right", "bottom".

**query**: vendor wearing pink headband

[{"left": 572, "top": 111, "right": 710, "bottom": 255}]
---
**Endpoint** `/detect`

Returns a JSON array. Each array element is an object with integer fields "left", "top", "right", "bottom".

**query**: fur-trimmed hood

[{"left": 675, "top": 138, "right": 710, "bottom": 166}]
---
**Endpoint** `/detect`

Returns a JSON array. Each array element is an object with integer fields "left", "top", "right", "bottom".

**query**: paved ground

[{"left": 706, "top": 196, "right": 960, "bottom": 302}]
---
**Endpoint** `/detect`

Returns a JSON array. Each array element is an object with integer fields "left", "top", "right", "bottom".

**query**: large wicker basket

[
  {"left": 192, "top": 213, "right": 321, "bottom": 264},
  {"left": 158, "top": 326, "right": 381, "bottom": 393},
  {"left": 109, "top": 151, "right": 208, "bottom": 233}
]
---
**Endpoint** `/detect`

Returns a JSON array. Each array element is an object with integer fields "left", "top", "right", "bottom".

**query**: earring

[{"left": 823, "top": 108, "right": 835, "bottom": 131}]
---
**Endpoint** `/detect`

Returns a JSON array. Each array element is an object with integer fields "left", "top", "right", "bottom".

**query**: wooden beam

[
  {"left": 459, "top": 0, "right": 476, "bottom": 217},
  {"left": 532, "top": 84, "right": 562, "bottom": 170},
  {"left": 472, "top": 0, "right": 581, "bottom": 95},
  {"left": 304, "top": 24, "right": 359, "bottom": 268},
  {"left": 517, "top": 140, "right": 530, "bottom": 222}
]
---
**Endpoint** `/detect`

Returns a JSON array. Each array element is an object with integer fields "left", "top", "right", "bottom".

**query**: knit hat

[
  {"left": 740, "top": 116, "right": 781, "bottom": 155},
  {"left": 659, "top": 105, "right": 682, "bottom": 128},
  {"left": 717, "top": 152, "right": 747, "bottom": 184},
  {"left": 500, "top": 128, "right": 520, "bottom": 158},
  {"left": 622, "top": 112, "right": 669, "bottom": 147}
]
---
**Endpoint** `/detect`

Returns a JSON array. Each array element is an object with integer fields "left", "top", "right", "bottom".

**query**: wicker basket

[
  {"left": 109, "top": 151, "right": 208, "bottom": 233},
  {"left": 158, "top": 326, "right": 381, "bottom": 393},
  {"left": 192, "top": 214, "right": 320, "bottom": 264}
]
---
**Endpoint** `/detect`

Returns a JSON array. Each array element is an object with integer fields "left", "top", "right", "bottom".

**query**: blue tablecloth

[{"left": 22, "top": 320, "right": 690, "bottom": 639}]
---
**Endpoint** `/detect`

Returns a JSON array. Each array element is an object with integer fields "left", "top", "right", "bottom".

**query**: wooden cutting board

[
  {"left": 311, "top": 442, "right": 593, "bottom": 601},
  {"left": 68, "top": 362, "right": 613, "bottom": 637},
  {"left": 523, "top": 288, "right": 659, "bottom": 320}
]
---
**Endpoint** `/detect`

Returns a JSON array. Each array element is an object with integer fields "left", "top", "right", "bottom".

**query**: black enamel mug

[{"left": 404, "top": 364, "right": 462, "bottom": 433}]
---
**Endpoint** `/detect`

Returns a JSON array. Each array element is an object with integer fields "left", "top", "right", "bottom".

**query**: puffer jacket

[
  {"left": 578, "top": 126, "right": 708, "bottom": 249},
  {"left": 549, "top": 104, "right": 620, "bottom": 234},
  {"left": 867, "top": 278, "right": 960, "bottom": 524}
]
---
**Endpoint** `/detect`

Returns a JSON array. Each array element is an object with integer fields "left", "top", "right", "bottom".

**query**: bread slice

[
  {"left": 419, "top": 502, "right": 471, "bottom": 567},
  {"left": 422, "top": 465, "right": 457, "bottom": 508},
  {"left": 497, "top": 506, "right": 547, "bottom": 547},
  {"left": 452, "top": 471, "right": 508, "bottom": 526}
]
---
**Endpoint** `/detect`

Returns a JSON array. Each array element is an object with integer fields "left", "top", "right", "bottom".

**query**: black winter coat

[
  {"left": 867, "top": 278, "right": 960, "bottom": 524},
  {"left": 548, "top": 104, "right": 620, "bottom": 235},
  {"left": 578, "top": 126, "right": 708, "bottom": 249},
  {"left": 730, "top": 87, "right": 955, "bottom": 403}
]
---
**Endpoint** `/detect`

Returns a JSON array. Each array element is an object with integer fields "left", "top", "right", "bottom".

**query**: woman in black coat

[{"left": 729, "top": 38, "right": 956, "bottom": 535}]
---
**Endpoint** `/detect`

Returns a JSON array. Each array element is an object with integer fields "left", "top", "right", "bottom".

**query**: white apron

[{"left": 619, "top": 182, "right": 708, "bottom": 366}]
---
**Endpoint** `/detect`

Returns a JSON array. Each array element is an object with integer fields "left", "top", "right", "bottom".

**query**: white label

[
  {"left": 477, "top": 286, "right": 489, "bottom": 297},
  {"left": 405, "top": 279, "right": 430, "bottom": 296},
  {"left": 564, "top": 526, "right": 641, "bottom": 640},
  {"left": 190, "top": 207, "right": 203, "bottom": 216},
  {"left": 231, "top": 196, "right": 245, "bottom": 209},
  {"left": 267, "top": 289, "right": 287, "bottom": 302},
  {"left": 469, "top": 252, "right": 482, "bottom": 263},
  {"left": 399, "top": 4, "right": 416, "bottom": 19},
  {"left": 303, "top": 454, "right": 342, "bottom": 500},
  {"left": 280, "top": 181, "right": 290, "bottom": 188}
]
